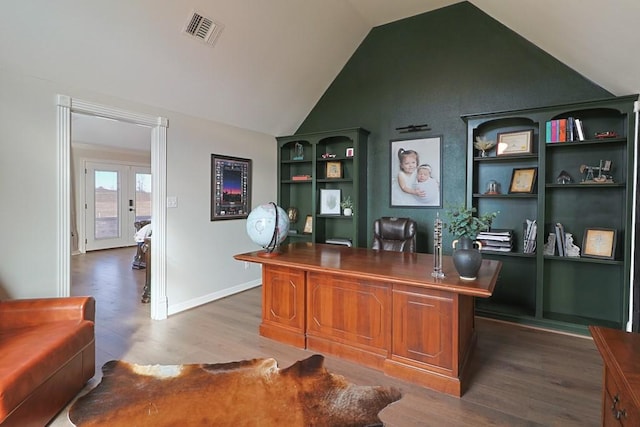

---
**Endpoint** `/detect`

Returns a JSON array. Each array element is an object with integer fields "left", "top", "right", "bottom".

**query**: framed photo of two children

[{"left": 390, "top": 136, "right": 442, "bottom": 208}]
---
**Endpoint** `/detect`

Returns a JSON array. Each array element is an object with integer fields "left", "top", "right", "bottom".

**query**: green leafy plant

[
  {"left": 445, "top": 205, "right": 498, "bottom": 240},
  {"left": 340, "top": 196, "right": 353, "bottom": 210}
]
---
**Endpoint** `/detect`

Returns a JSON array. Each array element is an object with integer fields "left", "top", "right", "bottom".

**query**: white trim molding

[{"left": 56, "top": 95, "right": 169, "bottom": 320}]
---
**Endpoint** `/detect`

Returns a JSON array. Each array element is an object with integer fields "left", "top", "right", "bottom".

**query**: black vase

[{"left": 452, "top": 237, "right": 482, "bottom": 280}]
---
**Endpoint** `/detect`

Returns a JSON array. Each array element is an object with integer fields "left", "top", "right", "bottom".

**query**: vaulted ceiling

[{"left": 1, "top": 0, "right": 639, "bottom": 148}]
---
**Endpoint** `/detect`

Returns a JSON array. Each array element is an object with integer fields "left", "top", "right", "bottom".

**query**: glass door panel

[
  {"left": 134, "top": 171, "right": 152, "bottom": 222},
  {"left": 94, "top": 169, "right": 120, "bottom": 240}
]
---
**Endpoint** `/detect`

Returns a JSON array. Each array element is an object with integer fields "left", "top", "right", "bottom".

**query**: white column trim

[
  {"left": 56, "top": 95, "right": 169, "bottom": 320},
  {"left": 56, "top": 96, "right": 71, "bottom": 296},
  {"left": 151, "top": 125, "right": 168, "bottom": 320}
]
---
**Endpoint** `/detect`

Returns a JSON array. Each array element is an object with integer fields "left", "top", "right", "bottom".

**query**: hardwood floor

[{"left": 53, "top": 247, "right": 604, "bottom": 426}]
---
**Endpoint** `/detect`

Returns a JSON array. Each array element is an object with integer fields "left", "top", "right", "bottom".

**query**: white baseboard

[{"left": 167, "top": 279, "right": 261, "bottom": 316}]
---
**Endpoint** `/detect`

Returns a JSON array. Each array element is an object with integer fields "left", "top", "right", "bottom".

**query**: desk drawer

[{"left": 604, "top": 370, "right": 639, "bottom": 426}]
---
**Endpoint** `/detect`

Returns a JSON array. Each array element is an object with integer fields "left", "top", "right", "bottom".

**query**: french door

[{"left": 84, "top": 161, "right": 151, "bottom": 251}]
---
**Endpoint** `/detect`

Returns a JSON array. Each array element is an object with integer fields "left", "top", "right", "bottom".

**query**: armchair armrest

[{"left": 0, "top": 296, "right": 95, "bottom": 329}]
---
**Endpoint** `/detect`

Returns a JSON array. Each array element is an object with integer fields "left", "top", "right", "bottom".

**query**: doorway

[
  {"left": 84, "top": 161, "right": 151, "bottom": 251},
  {"left": 57, "top": 95, "right": 169, "bottom": 320}
]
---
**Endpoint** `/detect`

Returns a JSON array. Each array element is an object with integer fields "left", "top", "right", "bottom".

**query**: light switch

[{"left": 167, "top": 196, "right": 178, "bottom": 208}]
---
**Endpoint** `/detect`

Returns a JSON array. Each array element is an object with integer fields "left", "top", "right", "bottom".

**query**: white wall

[{"left": 0, "top": 68, "right": 276, "bottom": 309}]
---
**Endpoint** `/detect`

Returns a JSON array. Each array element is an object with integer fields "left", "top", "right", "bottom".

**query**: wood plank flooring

[{"left": 52, "top": 247, "right": 604, "bottom": 426}]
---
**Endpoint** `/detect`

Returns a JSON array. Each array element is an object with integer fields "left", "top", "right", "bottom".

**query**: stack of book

[
  {"left": 477, "top": 229, "right": 513, "bottom": 252},
  {"left": 545, "top": 117, "right": 585, "bottom": 143}
]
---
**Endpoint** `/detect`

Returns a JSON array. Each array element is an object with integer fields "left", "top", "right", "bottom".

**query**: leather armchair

[{"left": 372, "top": 217, "right": 417, "bottom": 253}]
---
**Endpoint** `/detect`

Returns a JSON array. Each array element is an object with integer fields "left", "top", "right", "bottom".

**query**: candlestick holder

[{"left": 432, "top": 213, "right": 445, "bottom": 278}]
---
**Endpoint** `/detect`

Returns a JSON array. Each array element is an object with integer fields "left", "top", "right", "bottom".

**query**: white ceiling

[{"left": 2, "top": 0, "right": 639, "bottom": 150}]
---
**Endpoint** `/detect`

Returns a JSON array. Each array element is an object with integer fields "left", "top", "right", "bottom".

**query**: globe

[{"left": 246, "top": 202, "right": 290, "bottom": 256}]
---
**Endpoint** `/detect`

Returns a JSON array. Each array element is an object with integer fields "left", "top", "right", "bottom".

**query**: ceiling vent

[{"left": 183, "top": 11, "right": 223, "bottom": 46}]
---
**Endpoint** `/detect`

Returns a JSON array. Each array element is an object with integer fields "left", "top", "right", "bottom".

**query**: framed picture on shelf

[
  {"left": 210, "top": 154, "right": 251, "bottom": 221},
  {"left": 319, "top": 189, "right": 341, "bottom": 215},
  {"left": 497, "top": 130, "right": 533, "bottom": 156},
  {"left": 390, "top": 136, "right": 442, "bottom": 208},
  {"left": 346, "top": 147, "right": 354, "bottom": 157},
  {"left": 303, "top": 215, "right": 313, "bottom": 234},
  {"left": 582, "top": 228, "right": 616, "bottom": 259},
  {"left": 508, "top": 167, "right": 537, "bottom": 194},
  {"left": 326, "top": 161, "right": 342, "bottom": 179}
]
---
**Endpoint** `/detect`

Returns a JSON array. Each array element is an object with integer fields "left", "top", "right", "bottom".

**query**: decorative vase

[
  {"left": 452, "top": 237, "right": 483, "bottom": 280},
  {"left": 343, "top": 207, "right": 352, "bottom": 216}
]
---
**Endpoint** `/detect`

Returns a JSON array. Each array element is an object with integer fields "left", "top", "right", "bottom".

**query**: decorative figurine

[
  {"left": 287, "top": 207, "right": 299, "bottom": 224},
  {"left": 292, "top": 143, "right": 304, "bottom": 160},
  {"left": 556, "top": 170, "right": 574, "bottom": 184},
  {"left": 485, "top": 180, "right": 501, "bottom": 195},
  {"left": 580, "top": 160, "right": 613, "bottom": 183},
  {"left": 432, "top": 213, "right": 445, "bottom": 278}
]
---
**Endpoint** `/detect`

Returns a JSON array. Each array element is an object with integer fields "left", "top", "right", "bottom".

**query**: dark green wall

[{"left": 296, "top": 2, "right": 611, "bottom": 252}]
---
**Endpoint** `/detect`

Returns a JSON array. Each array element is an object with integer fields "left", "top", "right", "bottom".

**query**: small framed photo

[
  {"left": 497, "top": 130, "right": 533, "bottom": 156},
  {"left": 346, "top": 147, "right": 354, "bottom": 157},
  {"left": 326, "top": 161, "right": 342, "bottom": 179},
  {"left": 320, "top": 188, "right": 341, "bottom": 215},
  {"left": 303, "top": 215, "right": 313, "bottom": 234},
  {"left": 582, "top": 228, "right": 616, "bottom": 259},
  {"left": 508, "top": 167, "right": 537, "bottom": 194}
]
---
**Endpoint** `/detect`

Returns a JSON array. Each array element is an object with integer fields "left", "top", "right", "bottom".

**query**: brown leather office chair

[{"left": 372, "top": 217, "right": 417, "bottom": 253}]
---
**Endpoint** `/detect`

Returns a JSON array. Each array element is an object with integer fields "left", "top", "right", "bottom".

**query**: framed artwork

[
  {"left": 582, "top": 228, "right": 616, "bottom": 259},
  {"left": 390, "top": 136, "right": 442, "bottom": 208},
  {"left": 326, "top": 161, "right": 342, "bottom": 179},
  {"left": 497, "top": 130, "right": 533, "bottom": 156},
  {"left": 210, "top": 154, "right": 252, "bottom": 221},
  {"left": 303, "top": 215, "right": 313, "bottom": 234},
  {"left": 346, "top": 147, "right": 354, "bottom": 157},
  {"left": 319, "top": 189, "right": 341, "bottom": 215},
  {"left": 508, "top": 167, "right": 537, "bottom": 194}
]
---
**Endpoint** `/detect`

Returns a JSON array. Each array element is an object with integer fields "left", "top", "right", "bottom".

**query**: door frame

[{"left": 57, "top": 95, "right": 169, "bottom": 320}]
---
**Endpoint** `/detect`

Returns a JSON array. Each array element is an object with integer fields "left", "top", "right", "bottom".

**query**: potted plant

[
  {"left": 341, "top": 196, "right": 353, "bottom": 216},
  {"left": 445, "top": 205, "right": 498, "bottom": 280}
]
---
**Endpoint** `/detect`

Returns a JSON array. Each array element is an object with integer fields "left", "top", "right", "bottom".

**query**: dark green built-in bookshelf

[
  {"left": 463, "top": 95, "right": 637, "bottom": 334},
  {"left": 277, "top": 128, "right": 369, "bottom": 248}
]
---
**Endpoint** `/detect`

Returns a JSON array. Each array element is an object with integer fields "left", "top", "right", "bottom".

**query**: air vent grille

[{"left": 183, "top": 11, "right": 223, "bottom": 46}]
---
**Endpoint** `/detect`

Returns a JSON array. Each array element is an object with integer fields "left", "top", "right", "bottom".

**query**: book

[
  {"left": 546, "top": 121, "right": 553, "bottom": 143},
  {"left": 558, "top": 118, "right": 567, "bottom": 142},
  {"left": 575, "top": 119, "right": 585, "bottom": 141},
  {"left": 567, "top": 117, "right": 575, "bottom": 141},
  {"left": 523, "top": 219, "right": 537, "bottom": 254},
  {"left": 480, "top": 245, "right": 512, "bottom": 252},
  {"left": 479, "top": 240, "right": 512, "bottom": 248},
  {"left": 291, "top": 175, "right": 312, "bottom": 181},
  {"left": 555, "top": 223, "right": 566, "bottom": 256},
  {"left": 325, "top": 237, "right": 352, "bottom": 247}
]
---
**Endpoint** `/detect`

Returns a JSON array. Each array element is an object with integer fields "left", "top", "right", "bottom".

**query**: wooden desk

[
  {"left": 590, "top": 326, "right": 640, "bottom": 426},
  {"left": 235, "top": 243, "right": 501, "bottom": 396}
]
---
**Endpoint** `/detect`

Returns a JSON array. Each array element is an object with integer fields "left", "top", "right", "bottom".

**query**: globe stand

[
  {"left": 257, "top": 248, "right": 281, "bottom": 258},
  {"left": 257, "top": 202, "right": 283, "bottom": 257},
  {"left": 247, "top": 202, "right": 290, "bottom": 258}
]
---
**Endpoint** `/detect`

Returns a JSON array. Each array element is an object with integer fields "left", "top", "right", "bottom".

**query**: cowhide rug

[{"left": 68, "top": 354, "right": 401, "bottom": 426}]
